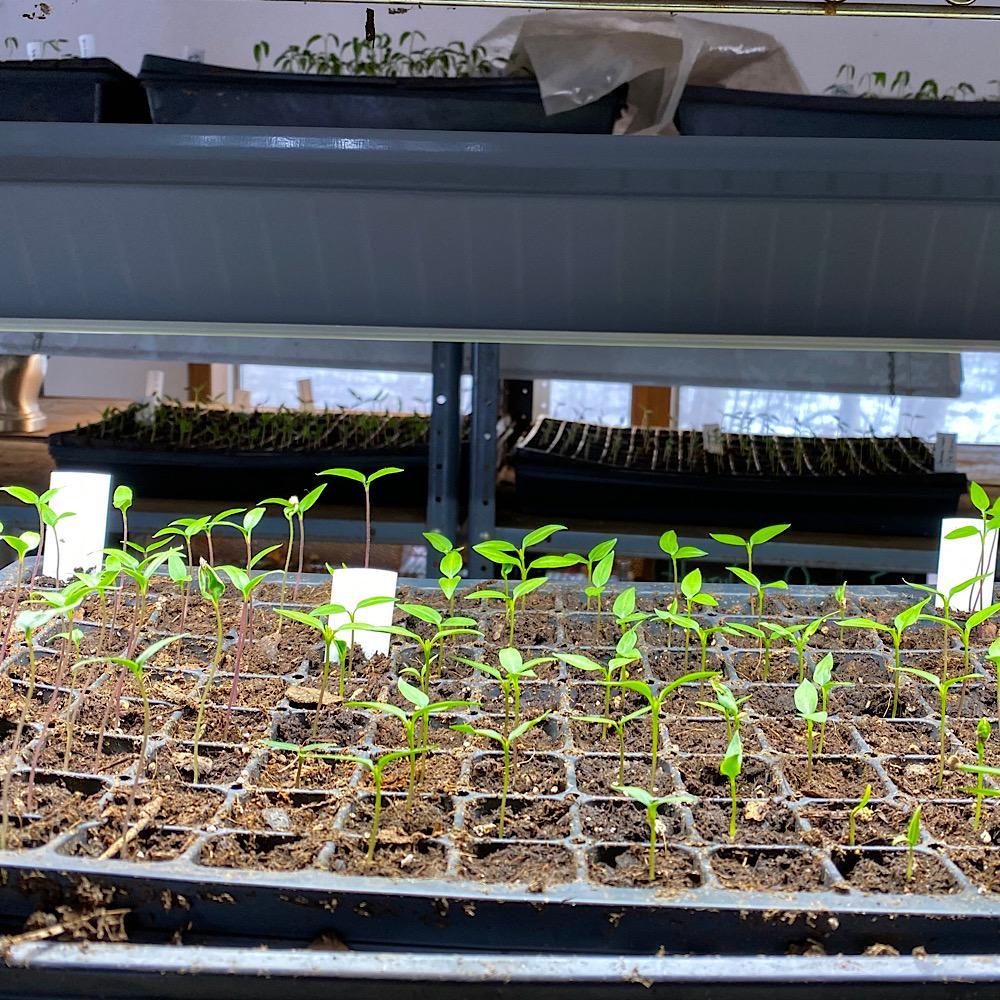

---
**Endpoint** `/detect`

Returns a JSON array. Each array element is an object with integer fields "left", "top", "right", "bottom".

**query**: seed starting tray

[{"left": 2, "top": 577, "right": 999, "bottom": 959}]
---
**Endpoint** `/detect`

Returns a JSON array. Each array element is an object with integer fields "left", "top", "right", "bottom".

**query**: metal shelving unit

[{"left": 2, "top": 122, "right": 999, "bottom": 571}]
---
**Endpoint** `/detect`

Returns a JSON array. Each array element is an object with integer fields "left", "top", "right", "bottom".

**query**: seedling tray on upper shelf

[
  {"left": 2, "top": 574, "right": 998, "bottom": 960},
  {"left": 511, "top": 420, "right": 967, "bottom": 535}
]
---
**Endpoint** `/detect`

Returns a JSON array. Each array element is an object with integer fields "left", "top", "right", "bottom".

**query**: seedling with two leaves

[
  {"left": 658, "top": 608, "right": 737, "bottom": 674},
  {"left": 466, "top": 576, "right": 547, "bottom": 650},
  {"left": 906, "top": 573, "right": 986, "bottom": 673},
  {"left": 848, "top": 784, "right": 873, "bottom": 848},
  {"left": 260, "top": 486, "right": 327, "bottom": 607},
  {"left": 347, "top": 678, "right": 472, "bottom": 800},
  {"left": 453, "top": 713, "right": 551, "bottom": 838},
  {"left": 423, "top": 531, "right": 464, "bottom": 617},
  {"left": 812, "top": 652, "right": 852, "bottom": 754},
  {"left": 710, "top": 524, "right": 790, "bottom": 600},
  {"left": 557, "top": 628, "right": 643, "bottom": 733},
  {"left": 472, "top": 525, "right": 574, "bottom": 593},
  {"left": 457, "top": 646, "right": 554, "bottom": 735},
  {"left": 761, "top": 616, "right": 832, "bottom": 683},
  {"left": 572, "top": 706, "right": 651, "bottom": 785},
  {"left": 612, "top": 587, "right": 651, "bottom": 640},
  {"left": 318, "top": 467, "right": 401, "bottom": 569},
  {"left": 944, "top": 481, "right": 999, "bottom": 612},
  {"left": 612, "top": 785, "right": 696, "bottom": 882},
  {"left": 725, "top": 566, "right": 788, "bottom": 621},
  {"left": 696, "top": 678, "right": 750, "bottom": 742},
  {"left": 794, "top": 676, "right": 827, "bottom": 779},
  {"left": 260, "top": 738, "right": 341, "bottom": 790},
  {"left": 563, "top": 537, "right": 617, "bottom": 614},
  {"left": 658, "top": 530, "right": 707, "bottom": 604},
  {"left": 894, "top": 806, "right": 923, "bottom": 882}
]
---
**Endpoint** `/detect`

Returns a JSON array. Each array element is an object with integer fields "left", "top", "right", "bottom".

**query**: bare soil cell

[
  {"left": 710, "top": 847, "right": 826, "bottom": 892},
  {"left": 799, "top": 801, "right": 913, "bottom": 848},
  {"left": 579, "top": 797, "right": 686, "bottom": 843},
  {"left": 457, "top": 840, "right": 578, "bottom": 888},
  {"left": 467, "top": 795, "right": 571, "bottom": 840},
  {"left": 691, "top": 799, "right": 802, "bottom": 846},
  {"left": 587, "top": 843, "right": 702, "bottom": 891},
  {"left": 781, "top": 755, "right": 885, "bottom": 800}
]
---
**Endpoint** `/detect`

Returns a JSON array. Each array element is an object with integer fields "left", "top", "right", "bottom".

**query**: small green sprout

[
  {"left": 709, "top": 524, "right": 790, "bottom": 589},
  {"left": 318, "top": 467, "right": 402, "bottom": 569},
  {"left": 892, "top": 663, "right": 978, "bottom": 788},
  {"left": 840, "top": 599, "right": 929, "bottom": 717},
  {"left": 191, "top": 561, "right": 226, "bottom": 783},
  {"left": 273, "top": 606, "right": 342, "bottom": 734},
  {"left": 0, "top": 530, "right": 39, "bottom": 661},
  {"left": 572, "top": 707, "right": 651, "bottom": 785},
  {"left": 466, "top": 576, "right": 547, "bottom": 649},
  {"left": 959, "top": 720, "right": 994, "bottom": 831},
  {"left": 662, "top": 568, "right": 718, "bottom": 663},
  {"left": 220, "top": 507, "right": 267, "bottom": 570},
  {"left": 563, "top": 537, "right": 617, "bottom": 612},
  {"left": 557, "top": 628, "right": 643, "bottom": 734},
  {"left": 657, "top": 530, "right": 707, "bottom": 604},
  {"left": 848, "top": 783, "right": 873, "bottom": 848},
  {"left": 794, "top": 676, "right": 827, "bottom": 779},
  {"left": 112, "top": 485, "right": 133, "bottom": 551},
  {"left": 812, "top": 653, "right": 852, "bottom": 754},
  {"left": 899, "top": 806, "right": 922, "bottom": 882},
  {"left": 585, "top": 546, "right": 615, "bottom": 641},
  {"left": 347, "top": 678, "right": 472, "bottom": 801},
  {"left": 725, "top": 566, "right": 788, "bottom": 621},
  {"left": 696, "top": 677, "right": 750, "bottom": 741},
  {"left": 453, "top": 712, "right": 551, "bottom": 837},
  {"left": 720, "top": 730, "right": 743, "bottom": 840},
  {"left": 457, "top": 646, "right": 554, "bottom": 734},
  {"left": 260, "top": 738, "right": 341, "bottom": 789},
  {"left": 612, "top": 784, "right": 696, "bottom": 881}
]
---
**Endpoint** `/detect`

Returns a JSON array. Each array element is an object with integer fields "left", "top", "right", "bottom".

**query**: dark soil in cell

[
  {"left": 227, "top": 790, "right": 343, "bottom": 837},
  {"left": 153, "top": 741, "right": 250, "bottom": 785},
  {"left": 327, "top": 836, "right": 450, "bottom": 878},
  {"left": 274, "top": 708, "right": 370, "bottom": 747},
  {"left": 854, "top": 718, "right": 942, "bottom": 757},
  {"left": 746, "top": 684, "right": 798, "bottom": 717},
  {"left": 710, "top": 848, "right": 826, "bottom": 892},
  {"left": 0, "top": 774, "right": 106, "bottom": 850},
  {"left": 222, "top": 626, "right": 318, "bottom": 675},
  {"left": 647, "top": 649, "right": 725, "bottom": 682},
  {"left": 781, "top": 755, "right": 884, "bottom": 800},
  {"left": 208, "top": 674, "right": 288, "bottom": 709},
  {"left": 253, "top": 750, "right": 358, "bottom": 791},
  {"left": 481, "top": 611, "right": 557, "bottom": 648},
  {"left": 70, "top": 697, "right": 176, "bottom": 738},
  {"left": 920, "top": 801, "right": 999, "bottom": 848},
  {"left": 199, "top": 832, "right": 322, "bottom": 871},
  {"left": 829, "top": 682, "right": 929, "bottom": 720},
  {"left": 469, "top": 714, "right": 565, "bottom": 752},
  {"left": 573, "top": 755, "right": 668, "bottom": 796},
  {"left": 345, "top": 793, "right": 453, "bottom": 839},
  {"left": 559, "top": 614, "right": 617, "bottom": 648},
  {"left": 587, "top": 843, "right": 702, "bottom": 891},
  {"left": 569, "top": 717, "right": 653, "bottom": 754},
  {"left": 376, "top": 753, "right": 463, "bottom": 795},
  {"left": 946, "top": 847, "right": 1000, "bottom": 893},
  {"left": 171, "top": 705, "right": 270, "bottom": 742},
  {"left": 569, "top": 684, "right": 649, "bottom": 717},
  {"left": 757, "top": 718, "right": 854, "bottom": 756},
  {"left": 474, "top": 682, "right": 561, "bottom": 715},
  {"left": 457, "top": 840, "right": 578, "bottom": 888},
  {"left": 731, "top": 650, "right": 799, "bottom": 684},
  {"left": 832, "top": 848, "right": 960, "bottom": 894},
  {"left": 66, "top": 824, "right": 196, "bottom": 861},
  {"left": 808, "top": 624, "right": 878, "bottom": 652},
  {"left": 467, "top": 796, "right": 571, "bottom": 840},
  {"left": 691, "top": 798, "right": 802, "bottom": 846},
  {"left": 677, "top": 755, "right": 778, "bottom": 798},
  {"left": 830, "top": 653, "right": 893, "bottom": 685},
  {"left": 579, "top": 797, "right": 686, "bottom": 843},
  {"left": 33, "top": 729, "right": 141, "bottom": 775},
  {"left": 468, "top": 753, "right": 567, "bottom": 795},
  {"left": 799, "top": 801, "right": 912, "bottom": 848},
  {"left": 664, "top": 719, "right": 732, "bottom": 755},
  {"left": 881, "top": 755, "right": 970, "bottom": 798}
]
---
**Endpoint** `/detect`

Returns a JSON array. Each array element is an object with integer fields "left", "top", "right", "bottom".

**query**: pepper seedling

[
  {"left": 318, "top": 467, "right": 402, "bottom": 569},
  {"left": 986, "top": 638, "right": 1000, "bottom": 724},
  {"left": 905, "top": 574, "right": 984, "bottom": 674},
  {"left": 572, "top": 707, "right": 651, "bottom": 785},
  {"left": 557, "top": 628, "right": 643, "bottom": 734},
  {"left": 466, "top": 576, "right": 547, "bottom": 649},
  {"left": 848, "top": 783, "right": 873, "bottom": 848},
  {"left": 347, "top": 678, "right": 472, "bottom": 801},
  {"left": 794, "top": 677, "right": 827, "bottom": 779},
  {"left": 891, "top": 664, "right": 978, "bottom": 788},
  {"left": 0, "top": 531, "right": 39, "bottom": 662},
  {"left": 897, "top": 806, "right": 922, "bottom": 882},
  {"left": 612, "top": 587, "right": 651, "bottom": 640},
  {"left": 585, "top": 546, "right": 615, "bottom": 642},
  {"left": 720, "top": 730, "right": 743, "bottom": 840},
  {"left": 945, "top": 481, "right": 999, "bottom": 612},
  {"left": 204, "top": 507, "right": 245, "bottom": 566},
  {"left": 457, "top": 646, "right": 554, "bottom": 734},
  {"left": 812, "top": 653, "right": 852, "bottom": 754},
  {"left": 724, "top": 566, "right": 788, "bottom": 622},
  {"left": 615, "top": 672, "right": 721, "bottom": 792},
  {"left": 453, "top": 712, "right": 551, "bottom": 838},
  {"left": 1, "top": 484, "right": 58, "bottom": 586},
  {"left": 659, "top": 568, "right": 717, "bottom": 664},
  {"left": 920, "top": 601, "right": 1000, "bottom": 683},
  {"left": 472, "top": 524, "right": 573, "bottom": 593},
  {"left": 220, "top": 507, "right": 267, "bottom": 571},
  {"left": 611, "top": 785, "right": 696, "bottom": 881},
  {"left": 260, "top": 738, "right": 341, "bottom": 789},
  {"left": 657, "top": 530, "right": 707, "bottom": 604},
  {"left": 191, "top": 561, "right": 226, "bottom": 783},
  {"left": 696, "top": 678, "right": 750, "bottom": 741},
  {"left": 658, "top": 609, "right": 736, "bottom": 675},
  {"left": 562, "top": 537, "right": 617, "bottom": 612},
  {"left": 762, "top": 616, "right": 831, "bottom": 683},
  {"left": 840, "top": 599, "right": 929, "bottom": 717},
  {"left": 709, "top": 524, "right": 791, "bottom": 600},
  {"left": 958, "top": 720, "right": 995, "bottom": 832},
  {"left": 423, "top": 531, "right": 464, "bottom": 619}
]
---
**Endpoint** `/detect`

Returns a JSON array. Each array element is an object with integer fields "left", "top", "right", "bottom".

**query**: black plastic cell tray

[
  {"left": 138, "top": 55, "right": 626, "bottom": 134},
  {"left": 2, "top": 576, "right": 998, "bottom": 958}
]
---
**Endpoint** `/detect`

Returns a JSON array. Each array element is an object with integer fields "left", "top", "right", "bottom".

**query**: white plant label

[
  {"left": 78, "top": 34, "right": 96, "bottom": 58},
  {"left": 233, "top": 388, "right": 252, "bottom": 411},
  {"left": 934, "top": 433, "right": 957, "bottom": 472},
  {"left": 327, "top": 568, "right": 397, "bottom": 660},
  {"left": 702, "top": 423, "right": 724, "bottom": 456},
  {"left": 25, "top": 41, "right": 43, "bottom": 61},
  {"left": 42, "top": 471, "right": 111, "bottom": 582},
  {"left": 297, "top": 378, "right": 315, "bottom": 412},
  {"left": 936, "top": 517, "right": 998, "bottom": 613}
]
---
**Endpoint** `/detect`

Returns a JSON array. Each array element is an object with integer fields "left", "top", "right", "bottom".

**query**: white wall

[
  {"left": 44, "top": 357, "right": 188, "bottom": 400},
  {"left": 1, "top": 0, "right": 997, "bottom": 96}
]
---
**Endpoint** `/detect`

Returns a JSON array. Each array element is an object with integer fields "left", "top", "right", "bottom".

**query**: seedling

[
  {"left": 218, "top": 564, "right": 277, "bottom": 719},
  {"left": 612, "top": 587, "right": 651, "bottom": 639},
  {"left": 657, "top": 530, "right": 707, "bottom": 603},
  {"left": 696, "top": 678, "right": 750, "bottom": 741},
  {"left": 945, "top": 481, "right": 999, "bottom": 612},
  {"left": 922, "top": 601, "right": 1000, "bottom": 677},
  {"left": 572, "top": 707, "right": 651, "bottom": 785},
  {"left": 260, "top": 739, "right": 341, "bottom": 789},
  {"left": 988, "top": 637, "right": 1000, "bottom": 726},
  {"left": 660, "top": 568, "right": 717, "bottom": 663},
  {"left": 959, "top": 720, "right": 994, "bottom": 831},
  {"left": 840, "top": 599, "right": 929, "bottom": 717},
  {"left": 472, "top": 525, "right": 577, "bottom": 596},
  {"left": 0, "top": 531, "right": 39, "bottom": 662},
  {"left": 1, "top": 484, "right": 58, "bottom": 586},
  {"left": 563, "top": 537, "right": 617, "bottom": 611},
  {"left": 585, "top": 546, "right": 615, "bottom": 641},
  {"left": 191, "top": 561, "right": 226, "bottom": 783},
  {"left": 612, "top": 785, "right": 696, "bottom": 881},
  {"left": 347, "top": 678, "right": 471, "bottom": 800},
  {"left": 709, "top": 523, "right": 790, "bottom": 585},
  {"left": 220, "top": 507, "right": 267, "bottom": 571},
  {"left": 204, "top": 507, "right": 245, "bottom": 566},
  {"left": 318, "top": 467, "right": 402, "bottom": 568},
  {"left": 762, "top": 616, "right": 831, "bottom": 682},
  {"left": 659, "top": 609, "right": 737, "bottom": 675},
  {"left": 720, "top": 730, "right": 743, "bottom": 840},
  {"left": 466, "top": 576, "right": 547, "bottom": 649},
  {"left": 452, "top": 713, "right": 551, "bottom": 838},
  {"left": 39, "top": 503, "right": 75, "bottom": 583},
  {"left": 834, "top": 580, "right": 848, "bottom": 620},
  {"left": 898, "top": 806, "right": 922, "bottom": 882},
  {"left": 423, "top": 531, "right": 464, "bottom": 618},
  {"left": 458, "top": 646, "right": 554, "bottom": 734},
  {"left": 848, "top": 783, "right": 873, "bottom": 848},
  {"left": 261, "top": 486, "right": 326, "bottom": 606},
  {"left": 906, "top": 574, "right": 984, "bottom": 673},
  {"left": 812, "top": 653, "right": 852, "bottom": 754},
  {"left": 557, "top": 629, "right": 643, "bottom": 732},
  {"left": 324, "top": 748, "right": 426, "bottom": 860},
  {"left": 725, "top": 566, "right": 788, "bottom": 621},
  {"left": 615, "top": 672, "right": 721, "bottom": 791},
  {"left": 112, "top": 485, "right": 133, "bottom": 550},
  {"left": 794, "top": 677, "right": 827, "bottom": 779},
  {"left": 893, "top": 664, "right": 979, "bottom": 788}
]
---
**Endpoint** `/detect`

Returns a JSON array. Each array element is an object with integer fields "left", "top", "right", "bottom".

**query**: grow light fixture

[
  {"left": 936, "top": 517, "right": 998, "bottom": 613},
  {"left": 41, "top": 471, "right": 111, "bottom": 582},
  {"left": 267, "top": 0, "right": 1000, "bottom": 20}
]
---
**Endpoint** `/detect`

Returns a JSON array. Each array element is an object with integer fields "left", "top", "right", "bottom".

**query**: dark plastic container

[
  {"left": 0, "top": 58, "right": 150, "bottom": 123},
  {"left": 676, "top": 84, "right": 1000, "bottom": 140},
  {"left": 138, "top": 54, "right": 626, "bottom": 133}
]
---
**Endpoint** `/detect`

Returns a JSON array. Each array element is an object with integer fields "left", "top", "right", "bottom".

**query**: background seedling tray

[{"left": 2, "top": 574, "right": 998, "bottom": 958}]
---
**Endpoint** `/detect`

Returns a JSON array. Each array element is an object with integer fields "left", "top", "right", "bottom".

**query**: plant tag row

[
  {"left": 328, "top": 567, "right": 398, "bottom": 660},
  {"left": 702, "top": 423, "right": 724, "bottom": 456},
  {"left": 934, "top": 433, "right": 957, "bottom": 472}
]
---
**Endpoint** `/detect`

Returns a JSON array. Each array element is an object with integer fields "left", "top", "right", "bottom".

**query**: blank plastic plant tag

[
  {"left": 233, "top": 388, "right": 252, "bottom": 411},
  {"left": 297, "top": 378, "right": 315, "bottom": 412},
  {"left": 934, "top": 433, "right": 957, "bottom": 472},
  {"left": 936, "top": 517, "right": 998, "bottom": 613},
  {"left": 78, "top": 34, "right": 96, "bottom": 57},
  {"left": 25, "top": 41, "right": 43, "bottom": 61},
  {"left": 702, "top": 424, "right": 723, "bottom": 456},
  {"left": 328, "top": 568, "right": 397, "bottom": 660},
  {"left": 42, "top": 471, "right": 111, "bottom": 582}
]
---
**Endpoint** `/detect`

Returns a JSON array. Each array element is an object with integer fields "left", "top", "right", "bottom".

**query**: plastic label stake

[
  {"left": 297, "top": 378, "right": 315, "bottom": 413},
  {"left": 934, "top": 433, "right": 957, "bottom": 472},
  {"left": 936, "top": 517, "right": 998, "bottom": 613},
  {"left": 702, "top": 424, "right": 724, "bottom": 456},
  {"left": 78, "top": 35, "right": 96, "bottom": 58},
  {"left": 233, "top": 389, "right": 252, "bottom": 412},
  {"left": 42, "top": 471, "right": 111, "bottom": 582},
  {"left": 327, "top": 567, "right": 397, "bottom": 660}
]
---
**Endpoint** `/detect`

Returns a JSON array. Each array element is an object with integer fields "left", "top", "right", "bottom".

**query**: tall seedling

[
  {"left": 261, "top": 486, "right": 326, "bottom": 605},
  {"left": 318, "top": 467, "right": 402, "bottom": 569},
  {"left": 563, "top": 538, "right": 617, "bottom": 611},
  {"left": 1, "top": 485, "right": 58, "bottom": 586},
  {"left": 794, "top": 677, "right": 826, "bottom": 779},
  {"left": 657, "top": 530, "right": 706, "bottom": 604},
  {"left": 720, "top": 730, "right": 743, "bottom": 840},
  {"left": 709, "top": 523, "right": 791, "bottom": 604},
  {"left": 612, "top": 785, "right": 695, "bottom": 882},
  {"left": 0, "top": 531, "right": 39, "bottom": 662},
  {"left": 423, "top": 531, "right": 464, "bottom": 618},
  {"left": 459, "top": 646, "right": 554, "bottom": 734},
  {"left": 191, "top": 562, "right": 227, "bottom": 783},
  {"left": 945, "top": 482, "right": 999, "bottom": 612}
]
